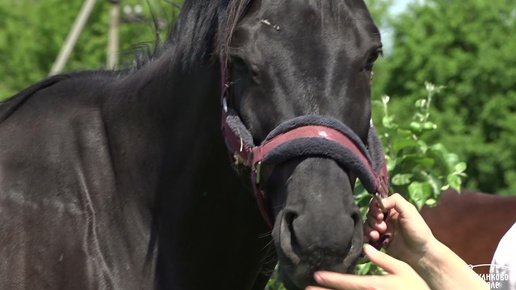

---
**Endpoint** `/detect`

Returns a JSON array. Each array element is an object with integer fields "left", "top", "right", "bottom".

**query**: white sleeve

[{"left": 490, "top": 222, "right": 516, "bottom": 290}]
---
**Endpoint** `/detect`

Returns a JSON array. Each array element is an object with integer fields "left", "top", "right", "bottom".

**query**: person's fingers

[
  {"left": 366, "top": 210, "right": 384, "bottom": 224},
  {"left": 363, "top": 244, "right": 409, "bottom": 274},
  {"left": 305, "top": 286, "right": 331, "bottom": 290},
  {"left": 365, "top": 227, "right": 380, "bottom": 241},
  {"left": 366, "top": 206, "right": 383, "bottom": 223},
  {"left": 367, "top": 218, "right": 387, "bottom": 233},
  {"left": 381, "top": 193, "right": 417, "bottom": 217},
  {"left": 312, "top": 271, "right": 376, "bottom": 290},
  {"left": 366, "top": 199, "right": 388, "bottom": 230},
  {"left": 367, "top": 198, "right": 385, "bottom": 219}
]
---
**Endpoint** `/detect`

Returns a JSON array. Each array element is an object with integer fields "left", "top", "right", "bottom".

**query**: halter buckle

[
  {"left": 253, "top": 162, "right": 262, "bottom": 184},
  {"left": 233, "top": 152, "right": 246, "bottom": 167},
  {"left": 374, "top": 193, "right": 387, "bottom": 214},
  {"left": 222, "top": 97, "right": 228, "bottom": 113}
]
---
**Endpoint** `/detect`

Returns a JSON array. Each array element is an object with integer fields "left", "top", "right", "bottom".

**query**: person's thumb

[{"left": 363, "top": 243, "right": 410, "bottom": 274}]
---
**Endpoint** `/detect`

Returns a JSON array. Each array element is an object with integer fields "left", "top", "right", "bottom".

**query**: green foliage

[
  {"left": 353, "top": 82, "right": 467, "bottom": 275},
  {"left": 0, "top": 0, "right": 179, "bottom": 101},
  {"left": 364, "top": 0, "right": 393, "bottom": 28},
  {"left": 377, "top": 0, "right": 516, "bottom": 194},
  {"left": 381, "top": 83, "right": 465, "bottom": 208},
  {"left": 356, "top": 82, "right": 466, "bottom": 220},
  {"left": 265, "top": 265, "right": 287, "bottom": 290}
]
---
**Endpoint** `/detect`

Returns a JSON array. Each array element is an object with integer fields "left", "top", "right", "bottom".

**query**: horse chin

[
  {"left": 277, "top": 248, "right": 362, "bottom": 290},
  {"left": 273, "top": 211, "right": 364, "bottom": 289}
]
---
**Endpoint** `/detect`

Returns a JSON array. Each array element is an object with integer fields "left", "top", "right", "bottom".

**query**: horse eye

[
  {"left": 230, "top": 57, "right": 248, "bottom": 70},
  {"left": 364, "top": 48, "right": 383, "bottom": 71},
  {"left": 230, "top": 57, "right": 259, "bottom": 81}
]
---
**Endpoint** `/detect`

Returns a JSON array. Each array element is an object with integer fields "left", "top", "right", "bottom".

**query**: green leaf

[
  {"left": 396, "top": 129, "right": 413, "bottom": 138},
  {"left": 447, "top": 174, "right": 462, "bottom": 191},
  {"left": 454, "top": 162, "right": 467, "bottom": 173},
  {"left": 409, "top": 121, "right": 422, "bottom": 133},
  {"left": 392, "top": 173, "right": 413, "bottom": 185},
  {"left": 408, "top": 182, "right": 424, "bottom": 208},
  {"left": 399, "top": 155, "right": 435, "bottom": 168},
  {"left": 444, "top": 153, "right": 460, "bottom": 169},
  {"left": 385, "top": 156, "right": 396, "bottom": 172},
  {"left": 408, "top": 182, "right": 433, "bottom": 209},
  {"left": 382, "top": 115, "right": 396, "bottom": 129},
  {"left": 425, "top": 198, "right": 437, "bottom": 206},
  {"left": 416, "top": 140, "right": 428, "bottom": 153},
  {"left": 415, "top": 99, "right": 426, "bottom": 109},
  {"left": 422, "top": 121, "right": 437, "bottom": 130},
  {"left": 392, "top": 138, "right": 419, "bottom": 152}
]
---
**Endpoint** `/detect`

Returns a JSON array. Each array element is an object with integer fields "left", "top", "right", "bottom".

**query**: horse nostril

[
  {"left": 350, "top": 211, "right": 363, "bottom": 255},
  {"left": 285, "top": 211, "right": 298, "bottom": 226},
  {"left": 284, "top": 211, "right": 302, "bottom": 257},
  {"left": 351, "top": 211, "right": 361, "bottom": 227}
]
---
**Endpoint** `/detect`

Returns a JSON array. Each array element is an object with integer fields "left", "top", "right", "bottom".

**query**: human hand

[
  {"left": 364, "top": 193, "right": 437, "bottom": 267},
  {"left": 305, "top": 244, "right": 430, "bottom": 290}
]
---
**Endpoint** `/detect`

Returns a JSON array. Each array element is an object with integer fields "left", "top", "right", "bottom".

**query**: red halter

[{"left": 219, "top": 52, "right": 391, "bottom": 250}]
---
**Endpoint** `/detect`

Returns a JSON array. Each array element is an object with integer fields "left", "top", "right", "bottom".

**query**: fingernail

[{"left": 363, "top": 243, "right": 377, "bottom": 253}]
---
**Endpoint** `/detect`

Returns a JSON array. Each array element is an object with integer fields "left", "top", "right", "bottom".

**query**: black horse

[{"left": 0, "top": 0, "right": 383, "bottom": 289}]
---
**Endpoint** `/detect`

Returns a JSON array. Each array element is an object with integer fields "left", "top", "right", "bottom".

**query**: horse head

[{"left": 221, "top": 0, "right": 382, "bottom": 288}]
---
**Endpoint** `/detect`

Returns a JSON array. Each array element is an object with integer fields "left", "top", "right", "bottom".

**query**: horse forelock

[
  {"left": 149, "top": 0, "right": 253, "bottom": 69},
  {"left": 219, "top": 0, "right": 252, "bottom": 60}
]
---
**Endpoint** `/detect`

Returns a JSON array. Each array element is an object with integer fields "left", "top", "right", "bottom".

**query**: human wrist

[
  {"left": 406, "top": 236, "right": 443, "bottom": 273},
  {"left": 409, "top": 237, "right": 488, "bottom": 290}
]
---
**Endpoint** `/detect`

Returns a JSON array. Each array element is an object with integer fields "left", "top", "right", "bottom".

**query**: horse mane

[
  {"left": 0, "top": 70, "right": 128, "bottom": 123},
  {"left": 0, "top": 75, "right": 67, "bottom": 123},
  {"left": 155, "top": 0, "right": 251, "bottom": 68}
]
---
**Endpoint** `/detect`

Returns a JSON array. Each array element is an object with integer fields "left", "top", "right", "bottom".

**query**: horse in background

[
  {"left": 421, "top": 189, "right": 516, "bottom": 275},
  {"left": 0, "top": 0, "right": 383, "bottom": 289}
]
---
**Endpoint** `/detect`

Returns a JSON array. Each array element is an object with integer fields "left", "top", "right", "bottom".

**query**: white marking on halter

[
  {"left": 260, "top": 19, "right": 281, "bottom": 31},
  {"left": 318, "top": 131, "right": 328, "bottom": 138}
]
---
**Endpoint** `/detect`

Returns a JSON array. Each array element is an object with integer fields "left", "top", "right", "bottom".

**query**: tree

[
  {"left": 0, "top": 0, "right": 178, "bottom": 101},
  {"left": 377, "top": 0, "right": 516, "bottom": 194}
]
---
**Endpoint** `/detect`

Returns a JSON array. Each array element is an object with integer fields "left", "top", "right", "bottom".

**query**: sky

[
  {"left": 390, "top": 0, "right": 414, "bottom": 15},
  {"left": 381, "top": 0, "right": 418, "bottom": 54}
]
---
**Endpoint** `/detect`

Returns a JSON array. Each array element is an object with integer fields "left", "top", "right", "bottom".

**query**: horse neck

[
  {"left": 106, "top": 55, "right": 274, "bottom": 289},
  {"left": 103, "top": 54, "right": 229, "bottom": 202}
]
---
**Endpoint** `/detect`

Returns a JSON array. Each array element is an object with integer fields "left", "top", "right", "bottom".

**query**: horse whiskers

[
  {"left": 258, "top": 238, "right": 274, "bottom": 254},
  {"left": 272, "top": 204, "right": 285, "bottom": 211},
  {"left": 258, "top": 244, "right": 274, "bottom": 255},
  {"left": 258, "top": 230, "right": 273, "bottom": 239},
  {"left": 258, "top": 242, "right": 277, "bottom": 265},
  {"left": 260, "top": 253, "right": 278, "bottom": 267}
]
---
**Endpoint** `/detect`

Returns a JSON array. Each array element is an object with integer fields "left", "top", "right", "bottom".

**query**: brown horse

[{"left": 420, "top": 189, "right": 516, "bottom": 275}]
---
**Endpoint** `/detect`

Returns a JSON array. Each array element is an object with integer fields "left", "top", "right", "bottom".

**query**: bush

[{"left": 353, "top": 82, "right": 466, "bottom": 275}]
